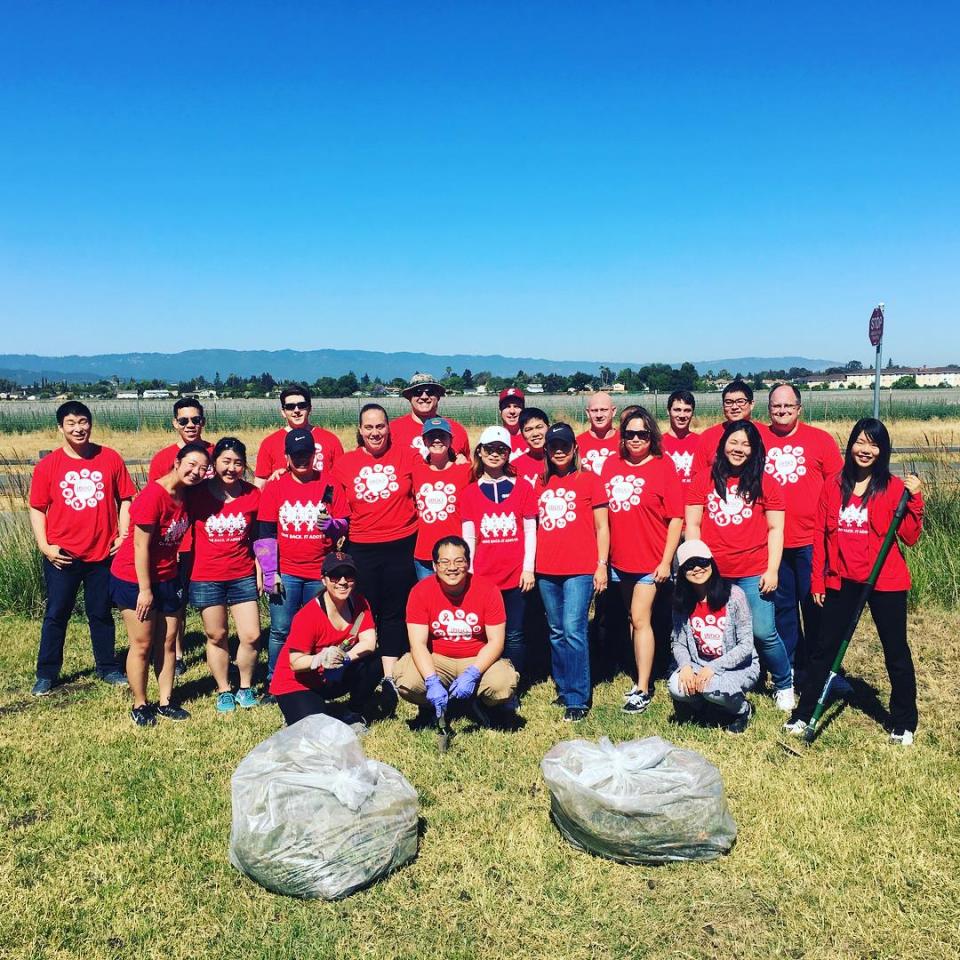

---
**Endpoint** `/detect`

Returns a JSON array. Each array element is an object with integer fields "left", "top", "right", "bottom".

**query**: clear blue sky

[{"left": 1, "top": 1, "right": 957, "bottom": 367}]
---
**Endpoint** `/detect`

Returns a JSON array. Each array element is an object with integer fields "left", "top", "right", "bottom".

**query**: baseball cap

[
  {"left": 499, "top": 387, "right": 525, "bottom": 408},
  {"left": 285, "top": 427, "right": 315, "bottom": 457},
  {"left": 422, "top": 416, "right": 453, "bottom": 437},
  {"left": 545, "top": 423, "right": 576, "bottom": 447},
  {"left": 676, "top": 539, "right": 713, "bottom": 568},
  {"left": 478, "top": 425, "right": 511, "bottom": 447},
  {"left": 322, "top": 551, "right": 358, "bottom": 577}
]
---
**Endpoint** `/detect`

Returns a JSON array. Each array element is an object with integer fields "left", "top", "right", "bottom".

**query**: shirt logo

[
  {"left": 582, "top": 448, "right": 613, "bottom": 476},
  {"left": 706, "top": 487, "right": 753, "bottom": 527},
  {"left": 691, "top": 611, "right": 726, "bottom": 658},
  {"left": 160, "top": 516, "right": 190, "bottom": 546},
  {"left": 312, "top": 442, "right": 325, "bottom": 473},
  {"left": 278, "top": 499, "right": 327, "bottom": 532},
  {"left": 605, "top": 474, "right": 645, "bottom": 513},
  {"left": 479, "top": 511, "right": 517, "bottom": 538},
  {"left": 204, "top": 512, "right": 248, "bottom": 538},
  {"left": 432, "top": 608, "right": 481, "bottom": 641},
  {"left": 416, "top": 481, "right": 458, "bottom": 523},
  {"left": 539, "top": 488, "right": 577, "bottom": 530},
  {"left": 59, "top": 469, "right": 105, "bottom": 511},
  {"left": 354, "top": 463, "right": 399, "bottom": 502},
  {"left": 669, "top": 450, "right": 694, "bottom": 479},
  {"left": 765, "top": 444, "right": 807, "bottom": 485},
  {"left": 838, "top": 503, "right": 868, "bottom": 530}
]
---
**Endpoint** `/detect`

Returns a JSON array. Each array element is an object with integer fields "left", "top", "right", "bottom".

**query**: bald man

[{"left": 576, "top": 392, "right": 618, "bottom": 477}]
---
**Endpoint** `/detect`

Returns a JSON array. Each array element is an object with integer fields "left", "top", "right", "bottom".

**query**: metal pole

[{"left": 872, "top": 341, "right": 882, "bottom": 420}]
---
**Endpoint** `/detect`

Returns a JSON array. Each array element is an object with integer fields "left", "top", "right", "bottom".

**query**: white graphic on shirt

[
  {"left": 416, "top": 481, "right": 458, "bottom": 524},
  {"left": 605, "top": 474, "right": 645, "bottom": 513},
  {"left": 582, "top": 447, "right": 614, "bottom": 476},
  {"left": 539, "top": 488, "right": 577, "bottom": 530},
  {"left": 479, "top": 511, "right": 517, "bottom": 539},
  {"left": 706, "top": 487, "right": 753, "bottom": 527},
  {"left": 278, "top": 499, "right": 327, "bottom": 533},
  {"left": 691, "top": 611, "right": 727, "bottom": 659},
  {"left": 509, "top": 446, "right": 527, "bottom": 462},
  {"left": 160, "top": 516, "right": 190, "bottom": 547},
  {"left": 354, "top": 463, "right": 399, "bottom": 503},
  {"left": 204, "top": 512, "right": 248, "bottom": 539},
  {"left": 59, "top": 469, "right": 105, "bottom": 511},
  {"left": 409, "top": 436, "right": 427, "bottom": 458},
  {"left": 432, "top": 608, "right": 481, "bottom": 641},
  {"left": 765, "top": 444, "right": 807, "bottom": 485},
  {"left": 669, "top": 449, "right": 694, "bottom": 479},
  {"left": 312, "top": 442, "right": 325, "bottom": 473},
  {"left": 838, "top": 502, "right": 868, "bottom": 532}
]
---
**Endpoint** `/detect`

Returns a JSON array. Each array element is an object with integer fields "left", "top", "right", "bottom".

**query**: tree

[
  {"left": 461, "top": 368, "right": 474, "bottom": 389},
  {"left": 845, "top": 360, "right": 864, "bottom": 371},
  {"left": 599, "top": 366, "right": 614, "bottom": 386},
  {"left": 890, "top": 375, "right": 918, "bottom": 390},
  {"left": 542, "top": 373, "right": 566, "bottom": 393},
  {"left": 336, "top": 372, "right": 360, "bottom": 396},
  {"left": 568, "top": 371, "right": 594, "bottom": 392}
]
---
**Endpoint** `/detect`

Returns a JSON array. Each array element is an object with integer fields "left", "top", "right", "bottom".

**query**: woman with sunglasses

[
  {"left": 535, "top": 422, "right": 610, "bottom": 722},
  {"left": 601, "top": 407, "right": 684, "bottom": 715},
  {"left": 685, "top": 420, "right": 794, "bottom": 711},
  {"left": 269, "top": 551, "right": 380, "bottom": 728},
  {"left": 786, "top": 418, "right": 924, "bottom": 746},
  {"left": 669, "top": 540, "right": 758, "bottom": 733},
  {"left": 460, "top": 426, "right": 538, "bottom": 677},
  {"left": 186, "top": 437, "right": 263, "bottom": 713},
  {"left": 412, "top": 417, "right": 472, "bottom": 582}
]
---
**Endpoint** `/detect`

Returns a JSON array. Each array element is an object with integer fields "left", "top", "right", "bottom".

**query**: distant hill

[{"left": 0, "top": 350, "right": 841, "bottom": 385}]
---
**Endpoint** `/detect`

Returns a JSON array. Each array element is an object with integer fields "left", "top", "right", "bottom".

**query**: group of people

[{"left": 28, "top": 373, "right": 924, "bottom": 745}]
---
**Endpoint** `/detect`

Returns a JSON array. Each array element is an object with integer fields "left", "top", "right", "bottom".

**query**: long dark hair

[
  {"left": 841, "top": 417, "right": 891, "bottom": 506},
  {"left": 673, "top": 558, "right": 731, "bottom": 617},
  {"left": 618, "top": 405, "right": 663, "bottom": 459},
  {"left": 711, "top": 420, "right": 765, "bottom": 505}
]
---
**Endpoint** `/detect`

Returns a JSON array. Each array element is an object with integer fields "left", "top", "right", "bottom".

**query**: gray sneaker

[
  {"left": 31, "top": 678, "right": 54, "bottom": 697},
  {"left": 622, "top": 690, "right": 652, "bottom": 714},
  {"left": 99, "top": 670, "right": 128, "bottom": 687}
]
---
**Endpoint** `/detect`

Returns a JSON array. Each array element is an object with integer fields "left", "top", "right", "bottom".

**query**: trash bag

[
  {"left": 541, "top": 736, "right": 736, "bottom": 864},
  {"left": 229, "top": 714, "right": 419, "bottom": 899}
]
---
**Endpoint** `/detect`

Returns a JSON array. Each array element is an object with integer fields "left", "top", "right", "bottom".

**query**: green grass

[{"left": 0, "top": 607, "right": 958, "bottom": 959}]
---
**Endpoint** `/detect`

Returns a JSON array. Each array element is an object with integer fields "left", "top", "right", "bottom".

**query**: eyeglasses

[
  {"left": 175, "top": 416, "right": 203, "bottom": 426},
  {"left": 326, "top": 571, "right": 356, "bottom": 583},
  {"left": 681, "top": 558, "right": 711, "bottom": 572},
  {"left": 435, "top": 558, "right": 468, "bottom": 570},
  {"left": 481, "top": 445, "right": 510, "bottom": 457},
  {"left": 413, "top": 389, "right": 438, "bottom": 398},
  {"left": 770, "top": 403, "right": 799, "bottom": 411},
  {"left": 722, "top": 398, "right": 750, "bottom": 408},
  {"left": 283, "top": 401, "right": 310, "bottom": 411},
  {"left": 622, "top": 429, "right": 651, "bottom": 441}
]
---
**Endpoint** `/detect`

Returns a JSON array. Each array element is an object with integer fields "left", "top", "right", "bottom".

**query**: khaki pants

[{"left": 394, "top": 652, "right": 518, "bottom": 707}]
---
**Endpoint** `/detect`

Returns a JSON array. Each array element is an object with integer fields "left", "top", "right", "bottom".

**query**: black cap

[
  {"left": 545, "top": 422, "right": 576, "bottom": 446},
  {"left": 285, "top": 427, "right": 315, "bottom": 456},
  {"left": 322, "top": 551, "right": 358, "bottom": 577}
]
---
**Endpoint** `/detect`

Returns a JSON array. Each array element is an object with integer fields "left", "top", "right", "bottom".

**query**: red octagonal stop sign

[{"left": 869, "top": 305, "right": 884, "bottom": 347}]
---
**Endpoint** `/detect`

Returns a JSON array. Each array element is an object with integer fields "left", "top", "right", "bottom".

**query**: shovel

[{"left": 437, "top": 709, "right": 454, "bottom": 754}]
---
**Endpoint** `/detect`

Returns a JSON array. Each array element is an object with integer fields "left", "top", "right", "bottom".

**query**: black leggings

[
  {"left": 276, "top": 655, "right": 382, "bottom": 725},
  {"left": 347, "top": 534, "right": 416, "bottom": 659},
  {"left": 795, "top": 581, "right": 917, "bottom": 732}
]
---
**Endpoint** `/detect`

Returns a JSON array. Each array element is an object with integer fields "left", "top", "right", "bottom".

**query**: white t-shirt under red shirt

[
  {"left": 690, "top": 599, "right": 727, "bottom": 660},
  {"left": 255, "top": 425, "right": 344, "bottom": 480},
  {"left": 188, "top": 481, "right": 261, "bottom": 582},
  {"left": 333, "top": 445, "right": 418, "bottom": 544},
  {"left": 661, "top": 432, "right": 700, "bottom": 487},
  {"left": 602, "top": 456, "right": 684, "bottom": 574},
  {"left": 535, "top": 470, "right": 609, "bottom": 577},
  {"left": 390, "top": 413, "right": 471, "bottom": 461},
  {"left": 576, "top": 430, "right": 618, "bottom": 477},
  {"left": 406, "top": 573, "right": 506, "bottom": 659},
  {"left": 412, "top": 461, "right": 473, "bottom": 562},
  {"left": 111, "top": 481, "right": 191, "bottom": 583},
  {"left": 837, "top": 493, "right": 871, "bottom": 582}
]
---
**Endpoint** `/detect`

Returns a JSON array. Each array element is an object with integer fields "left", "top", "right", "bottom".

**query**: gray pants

[{"left": 667, "top": 668, "right": 747, "bottom": 716}]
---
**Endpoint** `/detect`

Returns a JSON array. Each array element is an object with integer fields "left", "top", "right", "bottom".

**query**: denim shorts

[
  {"left": 110, "top": 575, "right": 184, "bottom": 614},
  {"left": 189, "top": 575, "right": 259, "bottom": 610},
  {"left": 612, "top": 567, "right": 656, "bottom": 587}
]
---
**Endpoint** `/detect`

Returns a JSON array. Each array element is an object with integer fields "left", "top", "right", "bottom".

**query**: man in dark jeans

[{"left": 29, "top": 401, "right": 137, "bottom": 695}]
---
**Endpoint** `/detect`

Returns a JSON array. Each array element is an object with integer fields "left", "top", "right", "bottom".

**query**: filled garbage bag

[
  {"left": 541, "top": 736, "right": 736, "bottom": 864},
  {"left": 229, "top": 714, "right": 419, "bottom": 899}
]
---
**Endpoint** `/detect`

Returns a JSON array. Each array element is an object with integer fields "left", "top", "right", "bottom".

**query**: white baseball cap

[{"left": 478, "top": 425, "right": 511, "bottom": 447}]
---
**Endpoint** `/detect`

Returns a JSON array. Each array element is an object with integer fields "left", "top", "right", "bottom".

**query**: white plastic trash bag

[
  {"left": 541, "top": 736, "right": 736, "bottom": 864},
  {"left": 230, "top": 714, "right": 419, "bottom": 899}
]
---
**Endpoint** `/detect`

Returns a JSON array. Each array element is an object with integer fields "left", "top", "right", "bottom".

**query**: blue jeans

[
  {"left": 538, "top": 574, "right": 593, "bottom": 709},
  {"left": 414, "top": 559, "right": 434, "bottom": 581},
  {"left": 732, "top": 574, "right": 792, "bottom": 692},
  {"left": 267, "top": 574, "right": 324, "bottom": 680},
  {"left": 775, "top": 545, "right": 820, "bottom": 668},
  {"left": 502, "top": 587, "right": 528, "bottom": 675}
]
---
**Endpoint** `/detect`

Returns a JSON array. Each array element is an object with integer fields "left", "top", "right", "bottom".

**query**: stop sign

[{"left": 869, "top": 305, "right": 884, "bottom": 347}]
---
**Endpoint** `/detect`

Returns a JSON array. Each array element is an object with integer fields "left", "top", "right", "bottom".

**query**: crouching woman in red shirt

[
  {"left": 269, "top": 551, "right": 381, "bottom": 728},
  {"left": 786, "top": 418, "right": 924, "bottom": 746}
]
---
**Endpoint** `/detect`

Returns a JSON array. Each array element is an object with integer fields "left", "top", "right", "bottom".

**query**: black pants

[
  {"left": 795, "top": 580, "right": 917, "bottom": 732},
  {"left": 347, "top": 534, "right": 416, "bottom": 659},
  {"left": 276, "top": 655, "right": 382, "bottom": 725}
]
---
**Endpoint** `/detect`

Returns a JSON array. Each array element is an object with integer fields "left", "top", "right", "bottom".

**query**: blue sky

[{"left": 1, "top": 1, "right": 957, "bottom": 367}]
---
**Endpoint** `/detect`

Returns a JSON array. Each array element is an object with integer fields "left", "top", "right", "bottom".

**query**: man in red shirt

[
  {"left": 498, "top": 387, "right": 528, "bottom": 459},
  {"left": 661, "top": 389, "right": 700, "bottom": 487},
  {"left": 29, "top": 401, "right": 137, "bottom": 695},
  {"left": 395, "top": 535, "right": 519, "bottom": 726},
  {"left": 692, "top": 379, "right": 768, "bottom": 477},
  {"left": 576, "top": 391, "right": 618, "bottom": 477},
  {"left": 390, "top": 374, "right": 471, "bottom": 461}
]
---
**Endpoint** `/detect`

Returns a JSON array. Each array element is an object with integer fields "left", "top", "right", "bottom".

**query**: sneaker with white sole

[
  {"left": 782, "top": 719, "right": 808, "bottom": 736},
  {"left": 622, "top": 690, "right": 652, "bottom": 714},
  {"left": 774, "top": 688, "right": 796, "bottom": 712},
  {"left": 216, "top": 691, "right": 236, "bottom": 714},
  {"left": 889, "top": 729, "right": 915, "bottom": 747}
]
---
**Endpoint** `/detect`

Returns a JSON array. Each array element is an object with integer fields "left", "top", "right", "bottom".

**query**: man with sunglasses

[
  {"left": 691, "top": 378, "right": 770, "bottom": 478},
  {"left": 390, "top": 373, "right": 471, "bottom": 461},
  {"left": 254, "top": 384, "right": 344, "bottom": 489}
]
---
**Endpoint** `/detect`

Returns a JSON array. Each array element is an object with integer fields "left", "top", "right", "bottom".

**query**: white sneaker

[
  {"left": 782, "top": 719, "right": 808, "bottom": 736},
  {"left": 890, "top": 729, "right": 915, "bottom": 747},
  {"left": 774, "top": 688, "right": 796, "bottom": 712}
]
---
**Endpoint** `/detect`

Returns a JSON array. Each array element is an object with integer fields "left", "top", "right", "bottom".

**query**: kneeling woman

[
  {"left": 269, "top": 551, "right": 381, "bottom": 727},
  {"left": 668, "top": 540, "right": 758, "bottom": 733}
]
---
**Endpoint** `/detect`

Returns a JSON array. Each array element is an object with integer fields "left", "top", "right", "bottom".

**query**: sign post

[{"left": 869, "top": 304, "right": 884, "bottom": 419}]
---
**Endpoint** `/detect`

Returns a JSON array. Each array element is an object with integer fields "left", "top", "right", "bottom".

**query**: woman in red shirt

[
  {"left": 187, "top": 437, "right": 262, "bottom": 713},
  {"left": 601, "top": 407, "right": 684, "bottom": 715},
  {"left": 787, "top": 418, "right": 924, "bottom": 745},
  {"left": 110, "top": 441, "right": 211, "bottom": 726}
]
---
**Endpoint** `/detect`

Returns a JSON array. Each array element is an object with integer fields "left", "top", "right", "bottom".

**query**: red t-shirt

[
  {"left": 576, "top": 430, "right": 619, "bottom": 477},
  {"left": 111, "top": 482, "right": 191, "bottom": 583},
  {"left": 763, "top": 422, "right": 844, "bottom": 548},
  {"left": 30, "top": 446, "right": 137, "bottom": 563},
  {"left": 687, "top": 472, "right": 785, "bottom": 578},
  {"left": 147, "top": 441, "right": 215, "bottom": 482},
  {"left": 412, "top": 460, "right": 473, "bottom": 561},
  {"left": 512, "top": 452, "right": 546, "bottom": 490},
  {"left": 254, "top": 425, "right": 344, "bottom": 480},
  {"left": 690, "top": 600, "right": 728, "bottom": 660},
  {"left": 460, "top": 479, "right": 538, "bottom": 591},
  {"left": 692, "top": 421, "right": 771, "bottom": 479},
  {"left": 535, "top": 470, "right": 609, "bottom": 576},
  {"left": 406, "top": 573, "right": 506, "bottom": 659},
  {"left": 602, "top": 456, "right": 683, "bottom": 574},
  {"left": 258, "top": 471, "right": 348, "bottom": 578},
  {"left": 508, "top": 430, "right": 529, "bottom": 460},
  {"left": 188, "top": 481, "right": 261, "bottom": 582},
  {"left": 270, "top": 594, "right": 374, "bottom": 696},
  {"left": 333, "top": 444, "right": 418, "bottom": 544},
  {"left": 661, "top": 432, "right": 700, "bottom": 487},
  {"left": 390, "top": 413, "right": 471, "bottom": 461},
  {"left": 837, "top": 493, "right": 871, "bottom": 582}
]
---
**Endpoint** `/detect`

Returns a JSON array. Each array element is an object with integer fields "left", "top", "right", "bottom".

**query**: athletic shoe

[
  {"left": 31, "top": 678, "right": 54, "bottom": 697},
  {"left": 782, "top": 719, "right": 808, "bottom": 736},
  {"left": 339, "top": 710, "right": 370, "bottom": 737},
  {"left": 622, "top": 684, "right": 640, "bottom": 700},
  {"left": 156, "top": 703, "right": 190, "bottom": 722},
  {"left": 890, "top": 729, "right": 915, "bottom": 747},
  {"left": 130, "top": 704, "right": 156, "bottom": 727},
  {"left": 563, "top": 707, "right": 589, "bottom": 723},
  {"left": 98, "top": 670, "right": 128, "bottom": 687},
  {"left": 235, "top": 687, "right": 259, "bottom": 709},
  {"left": 725, "top": 702, "right": 753, "bottom": 735},
  {"left": 216, "top": 692, "right": 236, "bottom": 714},
  {"left": 622, "top": 690, "right": 652, "bottom": 714},
  {"left": 174, "top": 659, "right": 186, "bottom": 678},
  {"left": 774, "top": 688, "right": 796, "bottom": 712}
]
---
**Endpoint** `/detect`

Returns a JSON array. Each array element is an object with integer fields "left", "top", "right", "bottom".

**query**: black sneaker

[
  {"left": 174, "top": 659, "right": 186, "bottom": 678},
  {"left": 563, "top": 707, "right": 589, "bottom": 723},
  {"left": 130, "top": 704, "right": 156, "bottom": 727},
  {"left": 156, "top": 703, "right": 190, "bottom": 722},
  {"left": 622, "top": 690, "right": 652, "bottom": 714},
  {"left": 725, "top": 702, "right": 753, "bottom": 734}
]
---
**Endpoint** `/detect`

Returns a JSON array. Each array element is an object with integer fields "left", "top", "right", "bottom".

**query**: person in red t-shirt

[
  {"left": 691, "top": 379, "right": 769, "bottom": 479},
  {"left": 576, "top": 391, "right": 619, "bottom": 477},
  {"left": 186, "top": 437, "right": 263, "bottom": 713},
  {"left": 685, "top": 420, "right": 794, "bottom": 712},
  {"left": 253, "top": 384, "right": 345, "bottom": 489},
  {"left": 110, "top": 442, "right": 211, "bottom": 726},
  {"left": 660, "top": 389, "right": 700, "bottom": 488},
  {"left": 396, "top": 536, "right": 518, "bottom": 725},
  {"left": 498, "top": 387, "right": 529, "bottom": 460},
  {"left": 787, "top": 419, "right": 924, "bottom": 746},
  {"left": 269, "top": 551, "right": 381, "bottom": 729},
  {"left": 602, "top": 407, "right": 684, "bottom": 716},
  {"left": 29, "top": 401, "right": 137, "bottom": 696},
  {"left": 390, "top": 373, "right": 471, "bottom": 461},
  {"left": 511, "top": 407, "right": 550, "bottom": 488}
]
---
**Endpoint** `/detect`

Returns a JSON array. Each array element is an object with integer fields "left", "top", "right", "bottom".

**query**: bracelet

[{"left": 597, "top": 559, "right": 608, "bottom": 566}]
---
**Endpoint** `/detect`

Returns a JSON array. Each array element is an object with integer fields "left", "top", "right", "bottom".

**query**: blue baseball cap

[{"left": 421, "top": 416, "right": 453, "bottom": 437}]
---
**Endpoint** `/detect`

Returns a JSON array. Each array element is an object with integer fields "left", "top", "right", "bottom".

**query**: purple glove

[
  {"left": 448, "top": 666, "right": 482, "bottom": 700},
  {"left": 424, "top": 674, "right": 449, "bottom": 717},
  {"left": 253, "top": 538, "right": 279, "bottom": 591},
  {"left": 321, "top": 516, "right": 349, "bottom": 540}
]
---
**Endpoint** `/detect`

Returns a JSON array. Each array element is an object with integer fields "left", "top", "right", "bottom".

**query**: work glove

[
  {"left": 253, "top": 538, "right": 279, "bottom": 592},
  {"left": 424, "top": 674, "right": 449, "bottom": 717},
  {"left": 321, "top": 516, "right": 349, "bottom": 540},
  {"left": 448, "top": 666, "right": 482, "bottom": 700}
]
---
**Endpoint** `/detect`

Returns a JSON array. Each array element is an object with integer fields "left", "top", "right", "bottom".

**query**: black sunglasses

[
  {"left": 680, "top": 557, "right": 712, "bottom": 572},
  {"left": 283, "top": 401, "right": 310, "bottom": 411},
  {"left": 622, "top": 429, "right": 651, "bottom": 441},
  {"left": 175, "top": 416, "right": 204, "bottom": 426},
  {"left": 412, "top": 388, "right": 438, "bottom": 398}
]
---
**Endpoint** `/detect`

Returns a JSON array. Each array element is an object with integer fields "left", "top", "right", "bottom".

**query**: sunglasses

[
  {"left": 326, "top": 571, "right": 356, "bottom": 583},
  {"left": 481, "top": 444, "right": 510, "bottom": 456},
  {"left": 681, "top": 558, "right": 712, "bottom": 572},
  {"left": 176, "top": 416, "right": 203, "bottom": 426},
  {"left": 622, "top": 429, "right": 651, "bottom": 441},
  {"left": 547, "top": 442, "right": 573, "bottom": 452},
  {"left": 283, "top": 402, "right": 310, "bottom": 411},
  {"left": 412, "top": 388, "right": 438, "bottom": 398}
]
